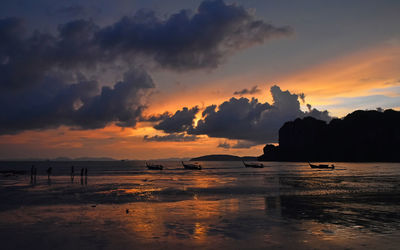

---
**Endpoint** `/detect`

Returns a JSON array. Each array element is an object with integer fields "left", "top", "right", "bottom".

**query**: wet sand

[{"left": 1, "top": 161, "right": 399, "bottom": 249}]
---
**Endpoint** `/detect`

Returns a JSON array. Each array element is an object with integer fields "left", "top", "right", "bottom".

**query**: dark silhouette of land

[
  {"left": 190, "top": 154, "right": 257, "bottom": 161},
  {"left": 259, "top": 109, "right": 400, "bottom": 162}
]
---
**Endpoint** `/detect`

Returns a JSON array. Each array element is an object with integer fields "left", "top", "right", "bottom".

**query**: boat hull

[
  {"left": 309, "top": 163, "right": 334, "bottom": 169},
  {"left": 243, "top": 161, "right": 264, "bottom": 168},
  {"left": 183, "top": 165, "right": 201, "bottom": 170},
  {"left": 146, "top": 162, "right": 163, "bottom": 170},
  {"left": 181, "top": 162, "right": 202, "bottom": 170},
  {"left": 147, "top": 166, "right": 163, "bottom": 170}
]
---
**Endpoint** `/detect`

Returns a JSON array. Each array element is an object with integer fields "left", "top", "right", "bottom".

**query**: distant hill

[
  {"left": 259, "top": 109, "right": 400, "bottom": 162},
  {"left": 148, "top": 157, "right": 190, "bottom": 162},
  {"left": 190, "top": 154, "right": 257, "bottom": 161},
  {"left": 73, "top": 157, "right": 117, "bottom": 161}
]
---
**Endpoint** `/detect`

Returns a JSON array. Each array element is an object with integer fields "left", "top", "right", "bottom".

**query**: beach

[{"left": 1, "top": 161, "right": 400, "bottom": 249}]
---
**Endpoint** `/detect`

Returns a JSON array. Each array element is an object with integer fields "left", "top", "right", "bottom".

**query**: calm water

[{"left": 1, "top": 161, "right": 400, "bottom": 249}]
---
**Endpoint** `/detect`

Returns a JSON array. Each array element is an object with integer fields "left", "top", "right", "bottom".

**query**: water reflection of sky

[{"left": 0, "top": 162, "right": 400, "bottom": 249}]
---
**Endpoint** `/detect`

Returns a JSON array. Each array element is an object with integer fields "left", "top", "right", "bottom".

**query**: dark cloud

[
  {"left": 233, "top": 85, "right": 262, "bottom": 96},
  {"left": 0, "top": 1, "right": 292, "bottom": 135},
  {"left": 191, "top": 97, "right": 272, "bottom": 142},
  {"left": 0, "top": 18, "right": 50, "bottom": 90},
  {"left": 0, "top": 17, "right": 102, "bottom": 91},
  {"left": 74, "top": 68, "right": 154, "bottom": 129},
  {"left": 0, "top": 0, "right": 292, "bottom": 91},
  {"left": 0, "top": 68, "right": 154, "bottom": 134},
  {"left": 191, "top": 85, "right": 332, "bottom": 143},
  {"left": 97, "top": 0, "right": 292, "bottom": 70},
  {"left": 140, "top": 112, "right": 171, "bottom": 122},
  {"left": 152, "top": 85, "right": 332, "bottom": 143},
  {"left": 143, "top": 133, "right": 198, "bottom": 142},
  {"left": 154, "top": 107, "right": 199, "bottom": 133},
  {"left": 202, "top": 104, "right": 217, "bottom": 117}
]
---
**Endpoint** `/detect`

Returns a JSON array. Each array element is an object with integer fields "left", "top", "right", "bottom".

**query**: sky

[{"left": 0, "top": 0, "right": 399, "bottom": 160}]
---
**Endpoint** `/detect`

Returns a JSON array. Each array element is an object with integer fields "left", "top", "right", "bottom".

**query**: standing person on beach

[
  {"left": 30, "top": 165, "right": 34, "bottom": 182},
  {"left": 71, "top": 166, "right": 74, "bottom": 182},
  {"left": 46, "top": 167, "right": 52, "bottom": 179},
  {"left": 46, "top": 167, "right": 52, "bottom": 185},
  {"left": 85, "top": 168, "right": 88, "bottom": 177}
]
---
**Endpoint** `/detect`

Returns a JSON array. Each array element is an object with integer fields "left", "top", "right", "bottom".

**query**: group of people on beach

[
  {"left": 30, "top": 165, "right": 88, "bottom": 185},
  {"left": 30, "top": 165, "right": 37, "bottom": 184},
  {"left": 70, "top": 166, "right": 88, "bottom": 184}
]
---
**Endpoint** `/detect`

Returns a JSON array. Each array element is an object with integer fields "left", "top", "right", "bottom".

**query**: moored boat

[
  {"left": 242, "top": 160, "right": 264, "bottom": 168},
  {"left": 181, "top": 161, "right": 202, "bottom": 170},
  {"left": 146, "top": 162, "right": 163, "bottom": 170},
  {"left": 308, "top": 162, "right": 334, "bottom": 169}
]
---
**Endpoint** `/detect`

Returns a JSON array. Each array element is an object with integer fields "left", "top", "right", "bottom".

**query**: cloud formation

[
  {"left": 97, "top": 0, "right": 292, "bottom": 70},
  {"left": 0, "top": 0, "right": 291, "bottom": 91},
  {"left": 0, "top": 68, "right": 154, "bottom": 134},
  {"left": 0, "top": 0, "right": 292, "bottom": 135},
  {"left": 153, "top": 85, "right": 332, "bottom": 144},
  {"left": 233, "top": 85, "right": 262, "bottom": 96},
  {"left": 154, "top": 107, "right": 199, "bottom": 133}
]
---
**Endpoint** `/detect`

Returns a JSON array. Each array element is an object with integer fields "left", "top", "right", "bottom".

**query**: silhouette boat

[
  {"left": 181, "top": 161, "right": 202, "bottom": 170},
  {"left": 146, "top": 162, "right": 163, "bottom": 170},
  {"left": 308, "top": 162, "right": 335, "bottom": 169},
  {"left": 242, "top": 160, "right": 264, "bottom": 168}
]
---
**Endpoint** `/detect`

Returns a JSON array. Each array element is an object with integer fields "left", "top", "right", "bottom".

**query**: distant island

[
  {"left": 148, "top": 157, "right": 190, "bottom": 162},
  {"left": 190, "top": 154, "right": 257, "bottom": 161},
  {"left": 259, "top": 109, "right": 400, "bottom": 162}
]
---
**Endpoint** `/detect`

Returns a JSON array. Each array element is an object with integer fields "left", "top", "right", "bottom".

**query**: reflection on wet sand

[
  {"left": 0, "top": 162, "right": 400, "bottom": 249},
  {"left": 2, "top": 195, "right": 398, "bottom": 250},
  {"left": 124, "top": 198, "right": 240, "bottom": 241},
  {"left": 264, "top": 196, "right": 281, "bottom": 217}
]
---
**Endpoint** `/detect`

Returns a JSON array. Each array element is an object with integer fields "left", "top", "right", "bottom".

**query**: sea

[{"left": 0, "top": 161, "right": 399, "bottom": 249}]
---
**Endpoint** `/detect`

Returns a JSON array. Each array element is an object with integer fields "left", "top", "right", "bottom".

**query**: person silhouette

[
  {"left": 46, "top": 167, "right": 52, "bottom": 185},
  {"left": 46, "top": 167, "right": 52, "bottom": 179},
  {"left": 30, "top": 165, "right": 34, "bottom": 183},
  {"left": 71, "top": 166, "right": 75, "bottom": 183}
]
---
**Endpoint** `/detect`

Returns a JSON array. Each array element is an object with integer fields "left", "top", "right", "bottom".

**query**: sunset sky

[{"left": 1, "top": 0, "right": 399, "bottom": 160}]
